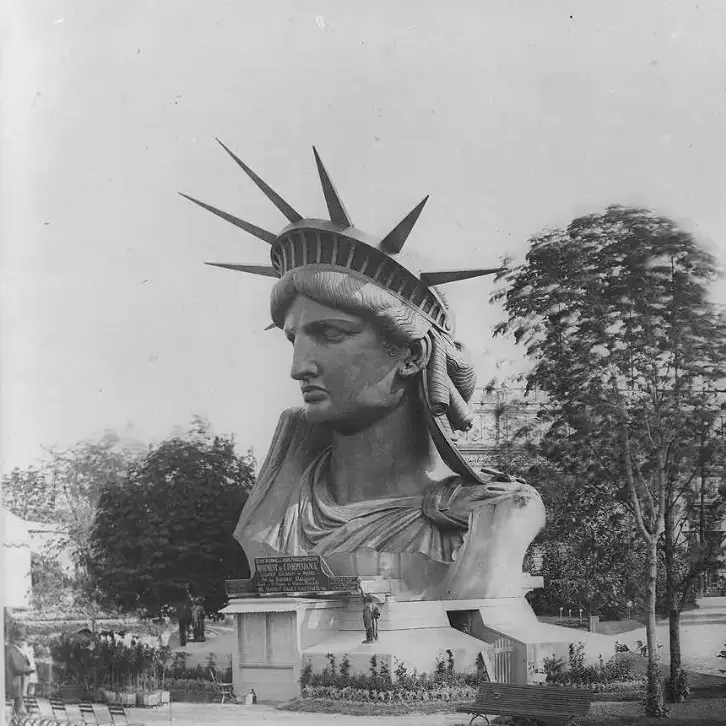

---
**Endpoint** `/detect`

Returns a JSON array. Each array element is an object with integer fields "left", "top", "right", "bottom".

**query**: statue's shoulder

[
  {"left": 269, "top": 406, "right": 322, "bottom": 446},
  {"left": 259, "top": 407, "right": 330, "bottom": 478},
  {"left": 272, "top": 406, "right": 307, "bottom": 438}
]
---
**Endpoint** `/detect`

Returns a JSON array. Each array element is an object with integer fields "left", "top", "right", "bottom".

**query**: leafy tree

[
  {"left": 29, "top": 552, "right": 74, "bottom": 611},
  {"left": 89, "top": 418, "right": 253, "bottom": 617},
  {"left": 494, "top": 205, "right": 726, "bottom": 714},
  {"left": 476, "top": 385, "right": 649, "bottom": 619},
  {"left": 3, "top": 432, "right": 138, "bottom": 607},
  {"left": 532, "top": 473, "right": 649, "bottom": 619}
]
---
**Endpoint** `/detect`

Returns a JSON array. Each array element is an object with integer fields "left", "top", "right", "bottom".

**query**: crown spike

[
  {"left": 215, "top": 139, "right": 303, "bottom": 223},
  {"left": 312, "top": 147, "right": 352, "bottom": 227},
  {"left": 180, "top": 193, "right": 278, "bottom": 245},
  {"left": 204, "top": 262, "right": 279, "bottom": 277},
  {"left": 420, "top": 268, "right": 503, "bottom": 286},
  {"left": 379, "top": 196, "right": 429, "bottom": 254}
]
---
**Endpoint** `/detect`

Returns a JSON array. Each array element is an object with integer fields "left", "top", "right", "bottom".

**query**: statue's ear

[{"left": 398, "top": 336, "right": 432, "bottom": 378}]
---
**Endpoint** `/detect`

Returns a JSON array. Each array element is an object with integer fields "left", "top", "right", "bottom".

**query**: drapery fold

[{"left": 265, "top": 447, "right": 468, "bottom": 564}]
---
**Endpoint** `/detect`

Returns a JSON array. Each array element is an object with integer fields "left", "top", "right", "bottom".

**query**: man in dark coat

[{"left": 5, "top": 639, "right": 33, "bottom": 715}]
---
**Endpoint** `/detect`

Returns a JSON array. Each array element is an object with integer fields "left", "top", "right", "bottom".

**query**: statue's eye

[{"left": 321, "top": 326, "right": 346, "bottom": 343}]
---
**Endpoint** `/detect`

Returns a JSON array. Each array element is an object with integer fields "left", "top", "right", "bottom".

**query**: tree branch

[{"left": 621, "top": 423, "right": 654, "bottom": 542}]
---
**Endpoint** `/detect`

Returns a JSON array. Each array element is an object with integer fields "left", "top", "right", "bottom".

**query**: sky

[{"left": 2, "top": 0, "right": 726, "bottom": 471}]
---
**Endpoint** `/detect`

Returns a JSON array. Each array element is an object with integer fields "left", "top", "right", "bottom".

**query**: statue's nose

[{"left": 290, "top": 337, "right": 319, "bottom": 380}]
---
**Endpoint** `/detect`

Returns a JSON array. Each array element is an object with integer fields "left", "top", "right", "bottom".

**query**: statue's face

[{"left": 283, "top": 295, "right": 406, "bottom": 432}]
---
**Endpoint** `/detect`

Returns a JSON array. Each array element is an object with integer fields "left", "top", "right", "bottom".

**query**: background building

[{"left": 2, "top": 508, "right": 33, "bottom": 609}]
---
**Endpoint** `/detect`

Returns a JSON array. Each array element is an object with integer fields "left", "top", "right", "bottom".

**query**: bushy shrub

[
  {"left": 301, "top": 683, "right": 478, "bottom": 703},
  {"left": 543, "top": 654, "right": 566, "bottom": 684},
  {"left": 167, "top": 651, "right": 231, "bottom": 682},
  {"left": 567, "top": 642, "right": 599, "bottom": 685},
  {"left": 339, "top": 655, "right": 351, "bottom": 684},
  {"left": 664, "top": 670, "right": 690, "bottom": 702},
  {"left": 48, "top": 631, "right": 234, "bottom": 692},
  {"left": 299, "top": 659, "right": 313, "bottom": 688},
  {"left": 49, "top": 632, "right": 173, "bottom": 691},
  {"left": 164, "top": 677, "right": 220, "bottom": 693},
  {"left": 299, "top": 652, "right": 480, "bottom": 703},
  {"left": 602, "top": 653, "right": 635, "bottom": 683},
  {"left": 544, "top": 643, "right": 640, "bottom": 690}
]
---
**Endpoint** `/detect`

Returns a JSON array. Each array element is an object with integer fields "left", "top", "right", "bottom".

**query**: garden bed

[
  {"left": 280, "top": 697, "right": 470, "bottom": 716},
  {"left": 169, "top": 690, "right": 218, "bottom": 703}
]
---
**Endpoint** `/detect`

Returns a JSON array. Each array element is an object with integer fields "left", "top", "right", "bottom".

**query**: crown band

[{"left": 272, "top": 227, "right": 452, "bottom": 332}]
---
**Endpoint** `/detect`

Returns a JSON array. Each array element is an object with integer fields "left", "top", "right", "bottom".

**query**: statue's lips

[{"left": 301, "top": 386, "right": 328, "bottom": 402}]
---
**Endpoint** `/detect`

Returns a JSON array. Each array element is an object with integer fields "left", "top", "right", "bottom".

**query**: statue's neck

[{"left": 327, "top": 394, "right": 437, "bottom": 505}]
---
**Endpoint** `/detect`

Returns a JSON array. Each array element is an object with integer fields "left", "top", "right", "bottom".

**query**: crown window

[{"left": 319, "top": 232, "right": 335, "bottom": 264}]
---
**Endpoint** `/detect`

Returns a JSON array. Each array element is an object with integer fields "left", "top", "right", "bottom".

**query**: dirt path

[{"left": 32, "top": 699, "right": 726, "bottom": 726}]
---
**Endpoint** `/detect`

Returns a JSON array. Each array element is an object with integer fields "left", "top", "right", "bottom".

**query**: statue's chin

[
  {"left": 303, "top": 403, "right": 360, "bottom": 432},
  {"left": 303, "top": 406, "right": 397, "bottom": 435},
  {"left": 302, "top": 402, "right": 334, "bottom": 424}
]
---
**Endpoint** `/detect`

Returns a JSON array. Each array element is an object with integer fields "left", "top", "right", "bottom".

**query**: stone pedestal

[
  {"left": 222, "top": 582, "right": 615, "bottom": 702},
  {"left": 222, "top": 597, "right": 348, "bottom": 702}
]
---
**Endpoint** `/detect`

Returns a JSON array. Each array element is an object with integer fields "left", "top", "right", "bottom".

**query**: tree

[
  {"left": 29, "top": 551, "right": 73, "bottom": 611},
  {"left": 660, "top": 404, "right": 726, "bottom": 700},
  {"left": 89, "top": 418, "right": 253, "bottom": 617},
  {"left": 494, "top": 205, "right": 726, "bottom": 714},
  {"left": 476, "top": 383, "right": 649, "bottom": 620},
  {"left": 3, "top": 431, "right": 138, "bottom": 605},
  {"left": 530, "top": 466, "right": 650, "bottom": 620}
]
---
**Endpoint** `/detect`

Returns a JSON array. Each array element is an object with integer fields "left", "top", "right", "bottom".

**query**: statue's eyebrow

[
  {"left": 281, "top": 317, "right": 363, "bottom": 341},
  {"left": 304, "top": 319, "right": 362, "bottom": 335}
]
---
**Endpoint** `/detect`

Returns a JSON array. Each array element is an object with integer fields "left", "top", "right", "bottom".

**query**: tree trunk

[
  {"left": 644, "top": 537, "right": 665, "bottom": 716},
  {"left": 668, "top": 607, "right": 683, "bottom": 700},
  {"left": 664, "top": 500, "right": 686, "bottom": 702}
]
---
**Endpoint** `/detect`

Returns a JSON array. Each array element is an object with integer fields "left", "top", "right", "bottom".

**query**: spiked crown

[{"left": 181, "top": 140, "right": 501, "bottom": 333}]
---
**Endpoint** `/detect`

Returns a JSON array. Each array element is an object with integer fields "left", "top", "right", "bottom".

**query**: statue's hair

[{"left": 270, "top": 268, "right": 477, "bottom": 431}]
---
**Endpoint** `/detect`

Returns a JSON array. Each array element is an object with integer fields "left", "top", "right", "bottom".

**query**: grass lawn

[
  {"left": 616, "top": 652, "right": 726, "bottom": 696},
  {"left": 537, "top": 616, "right": 645, "bottom": 636},
  {"left": 580, "top": 719, "right": 726, "bottom": 725}
]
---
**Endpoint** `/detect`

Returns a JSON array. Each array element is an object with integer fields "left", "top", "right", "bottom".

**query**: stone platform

[{"left": 222, "top": 586, "right": 615, "bottom": 702}]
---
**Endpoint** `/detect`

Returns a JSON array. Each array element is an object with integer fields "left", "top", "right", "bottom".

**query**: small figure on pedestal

[{"left": 362, "top": 595, "right": 380, "bottom": 644}]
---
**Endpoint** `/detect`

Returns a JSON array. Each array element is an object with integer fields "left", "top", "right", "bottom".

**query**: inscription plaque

[{"left": 226, "top": 555, "right": 360, "bottom": 597}]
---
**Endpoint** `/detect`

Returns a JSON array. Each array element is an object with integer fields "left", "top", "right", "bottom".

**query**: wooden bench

[{"left": 457, "top": 682, "right": 595, "bottom": 726}]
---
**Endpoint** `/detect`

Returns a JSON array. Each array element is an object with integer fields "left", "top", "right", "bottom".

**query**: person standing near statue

[
  {"left": 176, "top": 592, "right": 193, "bottom": 647},
  {"left": 5, "top": 633, "right": 34, "bottom": 715},
  {"left": 361, "top": 595, "right": 381, "bottom": 644},
  {"left": 18, "top": 639, "right": 37, "bottom": 696},
  {"left": 191, "top": 597, "right": 205, "bottom": 643}
]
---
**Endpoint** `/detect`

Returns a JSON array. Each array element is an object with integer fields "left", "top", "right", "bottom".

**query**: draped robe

[{"left": 234, "top": 408, "right": 545, "bottom": 599}]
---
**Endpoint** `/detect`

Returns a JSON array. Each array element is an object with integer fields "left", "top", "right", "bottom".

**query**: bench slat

[
  {"left": 459, "top": 704, "right": 591, "bottom": 717},
  {"left": 476, "top": 683, "right": 593, "bottom": 697},
  {"left": 457, "top": 682, "right": 595, "bottom": 718},
  {"left": 476, "top": 684, "right": 593, "bottom": 701}
]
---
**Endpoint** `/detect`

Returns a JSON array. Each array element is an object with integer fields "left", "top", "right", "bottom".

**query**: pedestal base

[{"left": 223, "top": 590, "right": 616, "bottom": 702}]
